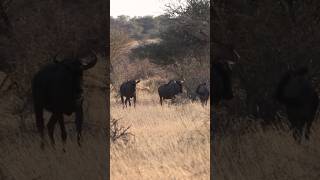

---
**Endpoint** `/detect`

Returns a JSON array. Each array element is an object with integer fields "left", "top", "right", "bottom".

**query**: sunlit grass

[{"left": 111, "top": 91, "right": 210, "bottom": 180}]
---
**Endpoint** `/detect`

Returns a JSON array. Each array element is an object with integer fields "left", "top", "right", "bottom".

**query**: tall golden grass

[
  {"left": 214, "top": 114, "right": 320, "bottom": 180},
  {"left": 111, "top": 90, "right": 210, "bottom": 179}
]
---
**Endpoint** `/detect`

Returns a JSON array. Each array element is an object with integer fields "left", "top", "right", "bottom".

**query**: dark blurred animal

[
  {"left": 32, "top": 52, "right": 97, "bottom": 149},
  {"left": 120, "top": 80, "right": 140, "bottom": 108},
  {"left": 213, "top": 62, "right": 234, "bottom": 106},
  {"left": 212, "top": 42, "right": 240, "bottom": 106},
  {"left": 212, "top": 41, "right": 240, "bottom": 136},
  {"left": 196, "top": 83, "right": 210, "bottom": 106},
  {"left": 158, "top": 80, "right": 184, "bottom": 105},
  {"left": 275, "top": 67, "right": 319, "bottom": 142}
]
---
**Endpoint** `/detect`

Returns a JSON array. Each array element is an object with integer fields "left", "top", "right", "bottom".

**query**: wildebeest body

[
  {"left": 33, "top": 63, "right": 82, "bottom": 114},
  {"left": 275, "top": 67, "right": 319, "bottom": 142},
  {"left": 213, "top": 62, "right": 233, "bottom": 106},
  {"left": 32, "top": 53, "right": 97, "bottom": 149},
  {"left": 120, "top": 80, "right": 140, "bottom": 108},
  {"left": 158, "top": 80, "right": 183, "bottom": 105},
  {"left": 196, "top": 83, "right": 210, "bottom": 106}
]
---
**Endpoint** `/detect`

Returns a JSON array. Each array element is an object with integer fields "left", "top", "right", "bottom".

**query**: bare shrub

[
  {"left": 110, "top": 118, "right": 134, "bottom": 144},
  {"left": 110, "top": 23, "right": 131, "bottom": 89},
  {"left": 111, "top": 55, "right": 165, "bottom": 92},
  {"left": 110, "top": 28, "right": 130, "bottom": 65},
  {"left": 168, "top": 56, "right": 210, "bottom": 98}
]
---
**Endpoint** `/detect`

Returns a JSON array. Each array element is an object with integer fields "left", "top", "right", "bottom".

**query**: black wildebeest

[
  {"left": 32, "top": 52, "right": 97, "bottom": 149},
  {"left": 158, "top": 80, "right": 184, "bottom": 105},
  {"left": 275, "top": 67, "right": 319, "bottom": 142},
  {"left": 196, "top": 83, "right": 210, "bottom": 106},
  {"left": 120, "top": 80, "right": 140, "bottom": 108}
]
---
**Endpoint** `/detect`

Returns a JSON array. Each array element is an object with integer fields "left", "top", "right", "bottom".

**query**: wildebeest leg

[
  {"left": 35, "top": 105, "right": 45, "bottom": 149},
  {"left": 58, "top": 114, "right": 67, "bottom": 151},
  {"left": 305, "top": 120, "right": 313, "bottom": 140},
  {"left": 133, "top": 95, "right": 136, "bottom": 107},
  {"left": 201, "top": 100, "right": 205, "bottom": 107},
  {"left": 75, "top": 103, "right": 83, "bottom": 147},
  {"left": 171, "top": 96, "right": 176, "bottom": 105},
  {"left": 160, "top": 97, "right": 163, "bottom": 106},
  {"left": 292, "top": 126, "right": 303, "bottom": 143},
  {"left": 121, "top": 96, "right": 125, "bottom": 109},
  {"left": 47, "top": 113, "right": 59, "bottom": 147},
  {"left": 124, "top": 97, "right": 128, "bottom": 107},
  {"left": 127, "top": 97, "right": 131, "bottom": 106}
]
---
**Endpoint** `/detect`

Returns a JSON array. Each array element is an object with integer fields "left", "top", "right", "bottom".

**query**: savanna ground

[
  {"left": 0, "top": 57, "right": 107, "bottom": 180},
  {"left": 215, "top": 107, "right": 320, "bottom": 180},
  {"left": 111, "top": 87, "right": 210, "bottom": 179}
]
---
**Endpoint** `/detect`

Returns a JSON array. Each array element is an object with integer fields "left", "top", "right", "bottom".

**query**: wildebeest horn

[
  {"left": 136, "top": 80, "right": 140, "bottom": 84},
  {"left": 227, "top": 60, "right": 235, "bottom": 65},
  {"left": 81, "top": 50, "right": 98, "bottom": 70}
]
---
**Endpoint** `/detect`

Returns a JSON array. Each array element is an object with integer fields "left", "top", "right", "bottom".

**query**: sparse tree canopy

[{"left": 130, "top": 0, "right": 210, "bottom": 65}]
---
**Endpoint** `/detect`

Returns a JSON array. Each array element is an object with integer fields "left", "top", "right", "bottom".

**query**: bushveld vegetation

[
  {"left": 214, "top": 1, "right": 320, "bottom": 179},
  {"left": 110, "top": 0, "right": 210, "bottom": 179}
]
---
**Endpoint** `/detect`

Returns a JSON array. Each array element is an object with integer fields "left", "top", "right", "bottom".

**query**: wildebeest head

[
  {"left": 196, "top": 83, "right": 209, "bottom": 94},
  {"left": 197, "top": 82, "right": 207, "bottom": 88},
  {"left": 275, "top": 66, "right": 319, "bottom": 142},
  {"left": 120, "top": 79, "right": 140, "bottom": 93},
  {"left": 175, "top": 80, "right": 184, "bottom": 93},
  {"left": 127, "top": 79, "right": 140, "bottom": 86},
  {"left": 54, "top": 51, "right": 98, "bottom": 72},
  {"left": 166, "top": 80, "right": 184, "bottom": 93}
]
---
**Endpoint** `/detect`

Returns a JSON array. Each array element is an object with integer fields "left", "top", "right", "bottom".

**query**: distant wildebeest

[
  {"left": 32, "top": 52, "right": 98, "bottom": 149},
  {"left": 275, "top": 67, "right": 319, "bottom": 142},
  {"left": 196, "top": 83, "right": 210, "bottom": 106},
  {"left": 120, "top": 80, "right": 140, "bottom": 108},
  {"left": 158, "top": 80, "right": 184, "bottom": 105},
  {"left": 213, "top": 41, "right": 240, "bottom": 106}
]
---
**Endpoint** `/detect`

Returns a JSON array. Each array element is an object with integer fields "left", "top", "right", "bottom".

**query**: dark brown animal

[
  {"left": 120, "top": 80, "right": 140, "bottom": 108},
  {"left": 275, "top": 67, "right": 319, "bottom": 142},
  {"left": 158, "top": 80, "right": 184, "bottom": 105},
  {"left": 196, "top": 83, "right": 210, "bottom": 106},
  {"left": 32, "top": 52, "right": 97, "bottom": 149}
]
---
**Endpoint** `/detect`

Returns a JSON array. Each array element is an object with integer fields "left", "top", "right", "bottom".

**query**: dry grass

[
  {"left": 0, "top": 58, "right": 107, "bottom": 180},
  {"left": 215, "top": 115, "right": 320, "bottom": 180},
  {"left": 110, "top": 90, "right": 210, "bottom": 180}
]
